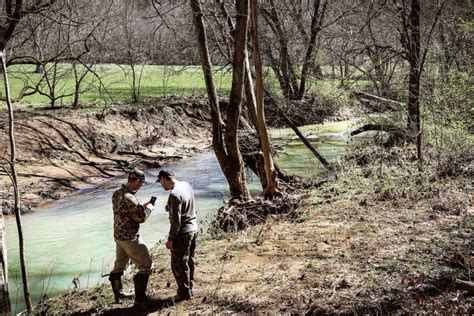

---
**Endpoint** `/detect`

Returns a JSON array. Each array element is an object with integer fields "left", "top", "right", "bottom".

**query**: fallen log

[{"left": 351, "top": 91, "right": 403, "bottom": 111}]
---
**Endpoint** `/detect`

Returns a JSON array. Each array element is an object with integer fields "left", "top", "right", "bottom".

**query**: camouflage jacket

[{"left": 112, "top": 185, "right": 151, "bottom": 241}]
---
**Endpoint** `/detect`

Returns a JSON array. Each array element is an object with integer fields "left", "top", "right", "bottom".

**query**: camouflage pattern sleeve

[
  {"left": 122, "top": 193, "right": 150, "bottom": 223},
  {"left": 167, "top": 194, "right": 182, "bottom": 240}
]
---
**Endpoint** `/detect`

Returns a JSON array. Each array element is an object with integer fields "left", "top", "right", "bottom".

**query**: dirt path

[{"left": 0, "top": 101, "right": 211, "bottom": 213}]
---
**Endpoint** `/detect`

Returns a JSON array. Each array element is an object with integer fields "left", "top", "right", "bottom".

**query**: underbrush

[
  {"left": 264, "top": 93, "right": 342, "bottom": 127},
  {"left": 342, "top": 143, "right": 471, "bottom": 205}
]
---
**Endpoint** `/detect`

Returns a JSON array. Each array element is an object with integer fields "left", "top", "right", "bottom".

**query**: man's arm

[
  {"left": 167, "top": 194, "right": 182, "bottom": 240},
  {"left": 123, "top": 193, "right": 152, "bottom": 223}
]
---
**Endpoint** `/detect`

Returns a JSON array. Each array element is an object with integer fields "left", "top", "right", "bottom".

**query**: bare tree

[
  {"left": 190, "top": 0, "right": 250, "bottom": 200},
  {"left": 393, "top": 0, "right": 444, "bottom": 161},
  {"left": 0, "top": 0, "right": 60, "bottom": 311},
  {"left": 260, "top": 0, "right": 355, "bottom": 100}
]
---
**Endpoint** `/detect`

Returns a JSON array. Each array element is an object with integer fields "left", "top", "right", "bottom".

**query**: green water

[{"left": 5, "top": 120, "right": 356, "bottom": 313}]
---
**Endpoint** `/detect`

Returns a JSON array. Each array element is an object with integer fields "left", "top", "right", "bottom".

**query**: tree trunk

[
  {"left": 218, "top": 0, "right": 258, "bottom": 129},
  {"left": 250, "top": 0, "right": 281, "bottom": 199},
  {"left": 72, "top": 64, "right": 81, "bottom": 108},
  {"left": 298, "top": 0, "right": 326, "bottom": 99},
  {"left": 225, "top": 0, "right": 251, "bottom": 200},
  {"left": 1, "top": 50, "right": 32, "bottom": 312},
  {"left": 190, "top": 0, "right": 250, "bottom": 200},
  {"left": 34, "top": 63, "right": 44, "bottom": 74},
  {"left": 407, "top": 0, "right": 422, "bottom": 162},
  {"left": 262, "top": 0, "right": 299, "bottom": 99}
]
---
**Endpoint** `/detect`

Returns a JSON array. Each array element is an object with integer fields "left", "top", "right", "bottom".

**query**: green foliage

[
  {"left": 422, "top": 62, "right": 473, "bottom": 178},
  {"left": 424, "top": 124, "right": 473, "bottom": 178},
  {"left": 425, "top": 68, "right": 473, "bottom": 129}
]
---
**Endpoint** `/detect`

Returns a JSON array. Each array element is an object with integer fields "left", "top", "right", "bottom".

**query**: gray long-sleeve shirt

[{"left": 166, "top": 180, "right": 197, "bottom": 240}]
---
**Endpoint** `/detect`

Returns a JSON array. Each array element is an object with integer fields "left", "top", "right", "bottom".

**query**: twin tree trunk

[
  {"left": 190, "top": 0, "right": 250, "bottom": 201},
  {"left": 191, "top": 0, "right": 280, "bottom": 200},
  {"left": 262, "top": 0, "right": 326, "bottom": 100}
]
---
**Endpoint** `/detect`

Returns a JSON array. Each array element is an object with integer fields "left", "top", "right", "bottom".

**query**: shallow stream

[{"left": 5, "top": 119, "right": 361, "bottom": 313}]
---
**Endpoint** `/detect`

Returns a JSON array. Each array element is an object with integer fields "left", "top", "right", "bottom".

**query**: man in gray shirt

[{"left": 157, "top": 170, "right": 197, "bottom": 302}]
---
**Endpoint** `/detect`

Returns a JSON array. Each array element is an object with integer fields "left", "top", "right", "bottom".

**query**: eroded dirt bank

[{"left": 0, "top": 99, "right": 211, "bottom": 213}]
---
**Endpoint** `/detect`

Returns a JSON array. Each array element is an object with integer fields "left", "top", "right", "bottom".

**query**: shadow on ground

[{"left": 102, "top": 297, "right": 175, "bottom": 315}]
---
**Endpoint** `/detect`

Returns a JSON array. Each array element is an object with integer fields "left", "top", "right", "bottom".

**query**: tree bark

[
  {"left": 1, "top": 50, "right": 32, "bottom": 312},
  {"left": 190, "top": 0, "right": 250, "bottom": 200},
  {"left": 407, "top": 0, "right": 422, "bottom": 162},
  {"left": 217, "top": 1, "right": 258, "bottom": 129},
  {"left": 298, "top": 0, "right": 327, "bottom": 99},
  {"left": 250, "top": 0, "right": 281, "bottom": 199},
  {"left": 225, "top": 0, "right": 251, "bottom": 200}
]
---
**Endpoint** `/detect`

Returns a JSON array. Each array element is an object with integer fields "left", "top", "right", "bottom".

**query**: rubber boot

[
  {"left": 133, "top": 273, "right": 149, "bottom": 311},
  {"left": 109, "top": 272, "right": 133, "bottom": 304}
]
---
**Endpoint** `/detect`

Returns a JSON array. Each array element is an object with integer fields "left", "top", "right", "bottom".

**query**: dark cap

[
  {"left": 129, "top": 169, "right": 146, "bottom": 181},
  {"left": 156, "top": 170, "right": 175, "bottom": 182}
]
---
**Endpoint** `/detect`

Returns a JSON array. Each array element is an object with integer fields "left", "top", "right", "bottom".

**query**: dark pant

[{"left": 171, "top": 232, "right": 197, "bottom": 297}]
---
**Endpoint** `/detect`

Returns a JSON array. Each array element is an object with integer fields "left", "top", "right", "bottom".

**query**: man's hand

[
  {"left": 144, "top": 202, "right": 154, "bottom": 211},
  {"left": 166, "top": 239, "right": 173, "bottom": 250}
]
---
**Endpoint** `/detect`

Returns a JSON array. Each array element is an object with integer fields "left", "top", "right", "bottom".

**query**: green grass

[
  {"left": 1, "top": 63, "right": 366, "bottom": 108},
  {"left": 4, "top": 64, "right": 234, "bottom": 107}
]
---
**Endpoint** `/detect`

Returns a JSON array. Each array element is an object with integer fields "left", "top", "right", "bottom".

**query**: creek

[{"left": 5, "top": 119, "right": 362, "bottom": 313}]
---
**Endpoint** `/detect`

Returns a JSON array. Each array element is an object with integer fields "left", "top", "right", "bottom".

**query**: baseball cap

[
  {"left": 156, "top": 170, "right": 175, "bottom": 182},
  {"left": 129, "top": 169, "right": 146, "bottom": 182}
]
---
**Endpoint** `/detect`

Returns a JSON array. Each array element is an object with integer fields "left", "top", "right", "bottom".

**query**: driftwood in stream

[
  {"left": 278, "top": 110, "right": 332, "bottom": 171},
  {"left": 117, "top": 151, "right": 183, "bottom": 160},
  {"left": 242, "top": 152, "right": 296, "bottom": 188},
  {"left": 351, "top": 123, "right": 408, "bottom": 146}
]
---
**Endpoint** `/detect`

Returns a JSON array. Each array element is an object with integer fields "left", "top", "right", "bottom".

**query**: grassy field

[{"left": 2, "top": 63, "right": 362, "bottom": 108}]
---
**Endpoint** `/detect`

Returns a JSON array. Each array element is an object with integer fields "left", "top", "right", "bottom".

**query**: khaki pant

[{"left": 112, "top": 236, "right": 153, "bottom": 275}]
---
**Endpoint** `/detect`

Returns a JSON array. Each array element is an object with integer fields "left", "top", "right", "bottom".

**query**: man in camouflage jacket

[{"left": 109, "top": 169, "right": 154, "bottom": 310}]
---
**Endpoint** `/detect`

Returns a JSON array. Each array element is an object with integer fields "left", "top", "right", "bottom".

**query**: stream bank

[{"left": 0, "top": 99, "right": 212, "bottom": 214}]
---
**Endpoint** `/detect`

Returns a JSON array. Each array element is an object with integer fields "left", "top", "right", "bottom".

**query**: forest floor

[
  {"left": 0, "top": 98, "right": 212, "bottom": 214},
  {"left": 40, "top": 143, "right": 473, "bottom": 315}
]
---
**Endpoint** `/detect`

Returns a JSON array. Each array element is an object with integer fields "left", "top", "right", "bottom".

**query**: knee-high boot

[
  {"left": 133, "top": 273, "right": 149, "bottom": 309},
  {"left": 109, "top": 272, "right": 134, "bottom": 303}
]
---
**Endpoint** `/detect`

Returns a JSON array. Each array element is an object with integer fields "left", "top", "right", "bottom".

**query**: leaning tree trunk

[
  {"left": 218, "top": 0, "right": 258, "bottom": 129},
  {"left": 250, "top": 0, "right": 281, "bottom": 199},
  {"left": 1, "top": 51, "right": 32, "bottom": 312}
]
